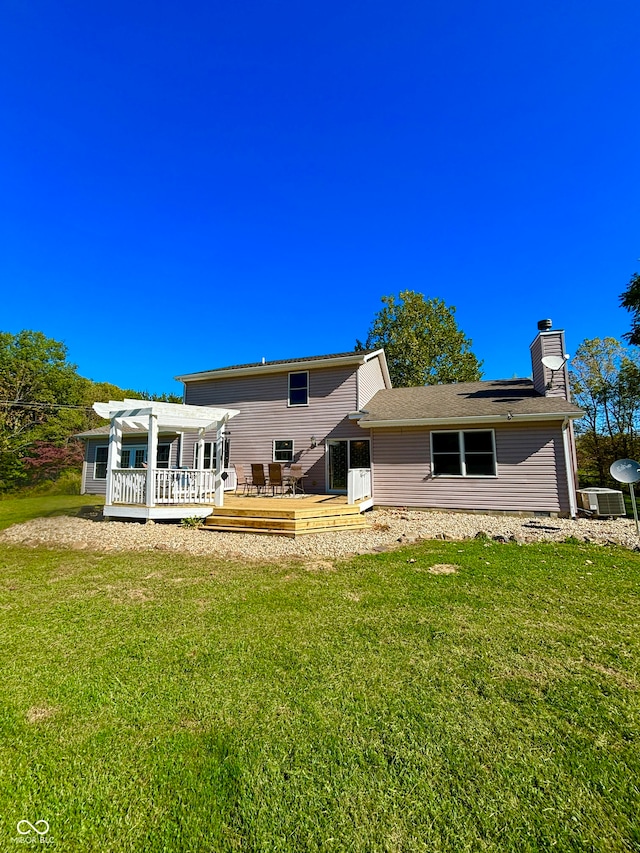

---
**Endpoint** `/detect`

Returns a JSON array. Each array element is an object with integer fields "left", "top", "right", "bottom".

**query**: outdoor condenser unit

[{"left": 576, "top": 488, "right": 626, "bottom": 517}]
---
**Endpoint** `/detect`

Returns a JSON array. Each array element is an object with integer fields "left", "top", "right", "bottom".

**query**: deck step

[
  {"left": 212, "top": 503, "right": 363, "bottom": 519},
  {"left": 202, "top": 520, "right": 369, "bottom": 537},
  {"left": 203, "top": 494, "right": 370, "bottom": 537}
]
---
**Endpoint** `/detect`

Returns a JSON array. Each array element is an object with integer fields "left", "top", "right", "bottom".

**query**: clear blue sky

[{"left": 1, "top": 0, "right": 639, "bottom": 396}]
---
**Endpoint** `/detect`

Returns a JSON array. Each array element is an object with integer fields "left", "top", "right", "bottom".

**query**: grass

[
  {"left": 0, "top": 493, "right": 104, "bottom": 531},
  {"left": 0, "top": 499, "right": 638, "bottom": 851}
]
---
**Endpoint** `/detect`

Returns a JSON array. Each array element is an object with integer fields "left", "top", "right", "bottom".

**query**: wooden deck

[{"left": 203, "top": 493, "right": 370, "bottom": 536}]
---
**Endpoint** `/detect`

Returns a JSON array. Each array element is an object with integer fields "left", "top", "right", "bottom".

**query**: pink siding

[
  {"left": 184, "top": 365, "right": 365, "bottom": 491},
  {"left": 357, "top": 356, "right": 387, "bottom": 409},
  {"left": 371, "top": 422, "right": 570, "bottom": 514}
]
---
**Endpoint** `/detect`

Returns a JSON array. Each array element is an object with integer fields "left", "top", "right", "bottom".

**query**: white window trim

[
  {"left": 194, "top": 441, "right": 216, "bottom": 470},
  {"left": 94, "top": 445, "right": 108, "bottom": 479},
  {"left": 273, "top": 439, "right": 295, "bottom": 462},
  {"left": 430, "top": 429, "right": 497, "bottom": 478},
  {"left": 287, "top": 371, "right": 309, "bottom": 407}
]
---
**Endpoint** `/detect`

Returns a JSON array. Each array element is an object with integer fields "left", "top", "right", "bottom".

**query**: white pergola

[{"left": 93, "top": 399, "right": 240, "bottom": 520}]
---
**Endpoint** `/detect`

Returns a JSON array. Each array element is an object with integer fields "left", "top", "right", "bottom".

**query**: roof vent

[{"left": 537, "top": 319, "right": 552, "bottom": 332}]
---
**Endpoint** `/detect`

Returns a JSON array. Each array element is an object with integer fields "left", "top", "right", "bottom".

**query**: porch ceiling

[{"left": 93, "top": 399, "right": 240, "bottom": 432}]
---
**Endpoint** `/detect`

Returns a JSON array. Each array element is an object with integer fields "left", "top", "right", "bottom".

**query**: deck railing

[
  {"left": 111, "top": 468, "right": 226, "bottom": 506},
  {"left": 112, "top": 469, "right": 147, "bottom": 505},
  {"left": 347, "top": 468, "right": 372, "bottom": 504},
  {"left": 154, "top": 469, "right": 217, "bottom": 504}
]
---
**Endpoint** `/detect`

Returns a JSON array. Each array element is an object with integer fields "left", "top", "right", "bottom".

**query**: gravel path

[{"left": 1, "top": 508, "right": 638, "bottom": 560}]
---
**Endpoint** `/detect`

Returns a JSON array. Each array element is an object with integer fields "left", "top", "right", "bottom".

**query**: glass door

[
  {"left": 328, "top": 440, "right": 348, "bottom": 491},
  {"left": 327, "top": 439, "right": 371, "bottom": 492},
  {"left": 120, "top": 446, "right": 147, "bottom": 469}
]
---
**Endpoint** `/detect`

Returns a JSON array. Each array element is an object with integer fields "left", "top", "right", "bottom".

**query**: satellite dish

[
  {"left": 610, "top": 459, "right": 640, "bottom": 484},
  {"left": 541, "top": 355, "right": 566, "bottom": 372}
]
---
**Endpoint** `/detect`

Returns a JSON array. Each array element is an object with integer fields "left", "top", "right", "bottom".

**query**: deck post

[
  {"left": 214, "top": 421, "right": 224, "bottom": 507},
  {"left": 105, "top": 418, "right": 122, "bottom": 506},
  {"left": 145, "top": 413, "right": 158, "bottom": 508}
]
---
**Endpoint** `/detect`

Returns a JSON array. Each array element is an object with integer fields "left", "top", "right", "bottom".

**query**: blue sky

[{"left": 1, "top": 0, "right": 639, "bottom": 396}]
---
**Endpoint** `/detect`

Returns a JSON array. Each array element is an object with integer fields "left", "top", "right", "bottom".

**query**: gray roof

[
  {"left": 358, "top": 379, "right": 583, "bottom": 426},
  {"left": 176, "top": 349, "right": 381, "bottom": 381}
]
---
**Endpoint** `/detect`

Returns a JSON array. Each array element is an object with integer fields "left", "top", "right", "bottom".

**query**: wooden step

[
  {"left": 205, "top": 513, "right": 368, "bottom": 531},
  {"left": 202, "top": 494, "right": 370, "bottom": 537},
  {"left": 212, "top": 505, "right": 363, "bottom": 520},
  {"left": 202, "top": 520, "right": 369, "bottom": 537}
]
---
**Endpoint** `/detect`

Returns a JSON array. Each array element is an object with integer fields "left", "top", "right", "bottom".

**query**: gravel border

[{"left": 1, "top": 507, "right": 638, "bottom": 560}]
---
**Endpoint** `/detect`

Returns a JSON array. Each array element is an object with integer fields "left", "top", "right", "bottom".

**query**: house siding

[
  {"left": 357, "top": 356, "right": 387, "bottom": 409},
  {"left": 371, "top": 422, "right": 570, "bottom": 514},
  {"left": 81, "top": 435, "right": 180, "bottom": 496},
  {"left": 530, "top": 330, "right": 570, "bottom": 399},
  {"left": 184, "top": 365, "right": 364, "bottom": 491}
]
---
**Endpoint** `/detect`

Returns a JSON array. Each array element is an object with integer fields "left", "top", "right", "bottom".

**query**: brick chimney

[{"left": 530, "top": 319, "right": 571, "bottom": 399}]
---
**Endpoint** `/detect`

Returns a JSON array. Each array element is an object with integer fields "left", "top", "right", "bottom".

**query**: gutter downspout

[{"left": 562, "top": 417, "right": 577, "bottom": 518}]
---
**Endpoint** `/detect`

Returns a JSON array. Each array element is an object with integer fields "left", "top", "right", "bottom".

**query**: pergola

[{"left": 93, "top": 399, "right": 240, "bottom": 520}]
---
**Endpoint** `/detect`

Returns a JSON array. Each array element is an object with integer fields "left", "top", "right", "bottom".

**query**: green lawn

[
  {"left": 0, "top": 498, "right": 638, "bottom": 851},
  {"left": 0, "top": 493, "right": 104, "bottom": 531}
]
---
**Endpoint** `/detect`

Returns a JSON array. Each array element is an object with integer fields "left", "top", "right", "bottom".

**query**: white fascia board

[
  {"left": 94, "top": 400, "right": 240, "bottom": 425},
  {"left": 175, "top": 353, "right": 372, "bottom": 383},
  {"left": 362, "top": 349, "right": 392, "bottom": 389},
  {"left": 359, "top": 412, "right": 583, "bottom": 429}
]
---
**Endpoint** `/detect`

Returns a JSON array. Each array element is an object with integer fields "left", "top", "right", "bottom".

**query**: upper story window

[
  {"left": 288, "top": 371, "right": 309, "bottom": 406},
  {"left": 431, "top": 430, "right": 496, "bottom": 477}
]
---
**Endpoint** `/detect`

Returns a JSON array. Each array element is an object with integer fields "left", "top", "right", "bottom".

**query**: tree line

[{"left": 0, "top": 330, "right": 179, "bottom": 492}]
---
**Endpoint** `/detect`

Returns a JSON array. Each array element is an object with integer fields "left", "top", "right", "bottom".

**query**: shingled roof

[
  {"left": 175, "top": 349, "right": 389, "bottom": 383},
  {"left": 358, "top": 379, "right": 583, "bottom": 426}
]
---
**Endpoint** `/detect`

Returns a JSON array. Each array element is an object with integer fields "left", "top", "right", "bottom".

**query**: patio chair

[
  {"left": 233, "top": 463, "right": 250, "bottom": 495},
  {"left": 250, "top": 463, "right": 267, "bottom": 495},
  {"left": 268, "top": 463, "right": 285, "bottom": 496},
  {"left": 288, "top": 464, "right": 306, "bottom": 495}
]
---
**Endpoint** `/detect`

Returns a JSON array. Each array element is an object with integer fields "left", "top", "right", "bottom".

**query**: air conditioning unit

[{"left": 576, "top": 488, "right": 626, "bottom": 517}]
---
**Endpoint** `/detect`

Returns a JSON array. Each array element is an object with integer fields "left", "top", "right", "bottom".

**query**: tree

[
  {"left": 0, "top": 331, "right": 88, "bottom": 489},
  {"left": 356, "top": 291, "right": 482, "bottom": 386},
  {"left": 23, "top": 440, "right": 85, "bottom": 484},
  {"left": 620, "top": 271, "right": 640, "bottom": 345},
  {"left": 0, "top": 329, "right": 182, "bottom": 492},
  {"left": 569, "top": 337, "right": 640, "bottom": 485}
]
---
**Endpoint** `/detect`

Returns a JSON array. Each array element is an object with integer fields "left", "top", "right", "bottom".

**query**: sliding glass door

[{"left": 327, "top": 439, "right": 370, "bottom": 492}]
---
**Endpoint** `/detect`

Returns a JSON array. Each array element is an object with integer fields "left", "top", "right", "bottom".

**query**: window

[
  {"left": 119, "top": 445, "right": 170, "bottom": 469},
  {"left": 120, "top": 446, "right": 147, "bottom": 469},
  {"left": 94, "top": 446, "right": 108, "bottom": 479},
  {"left": 431, "top": 430, "right": 496, "bottom": 477},
  {"left": 349, "top": 439, "right": 370, "bottom": 469},
  {"left": 273, "top": 440, "right": 294, "bottom": 462},
  {"left": 288, "top": 371, "right": 309, "bottom": 406},
  {"left": 156, "top": 445, "right": 171, "bottom": 469},
  {"left": 194, "top": 440, "right": 230, "bottom": 469}
]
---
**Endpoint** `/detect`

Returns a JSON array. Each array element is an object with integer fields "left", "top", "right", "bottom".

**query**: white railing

[
  {"left": 347, "top": 468, "right": 372, "bottom": 504},
  {"left": 222, "top": 467, "right": 237, "bottom": 492},
  {"left": 111, "top": 468, "right": 220, "bottom": 506},
  {"left": 154, "top": 469, "right": 216, "bottom": 504},
  {"left": 112, "top": 469, "right": 147, "bottom": 505}
]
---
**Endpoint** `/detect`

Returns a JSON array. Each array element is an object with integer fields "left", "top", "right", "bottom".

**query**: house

[{"left": 79, "top": 320, "right": 583, "bottom": 520}]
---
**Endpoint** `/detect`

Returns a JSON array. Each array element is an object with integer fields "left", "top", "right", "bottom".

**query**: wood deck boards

[{"left": 204, "top": 494, "right": 369, "bottom": 537}]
